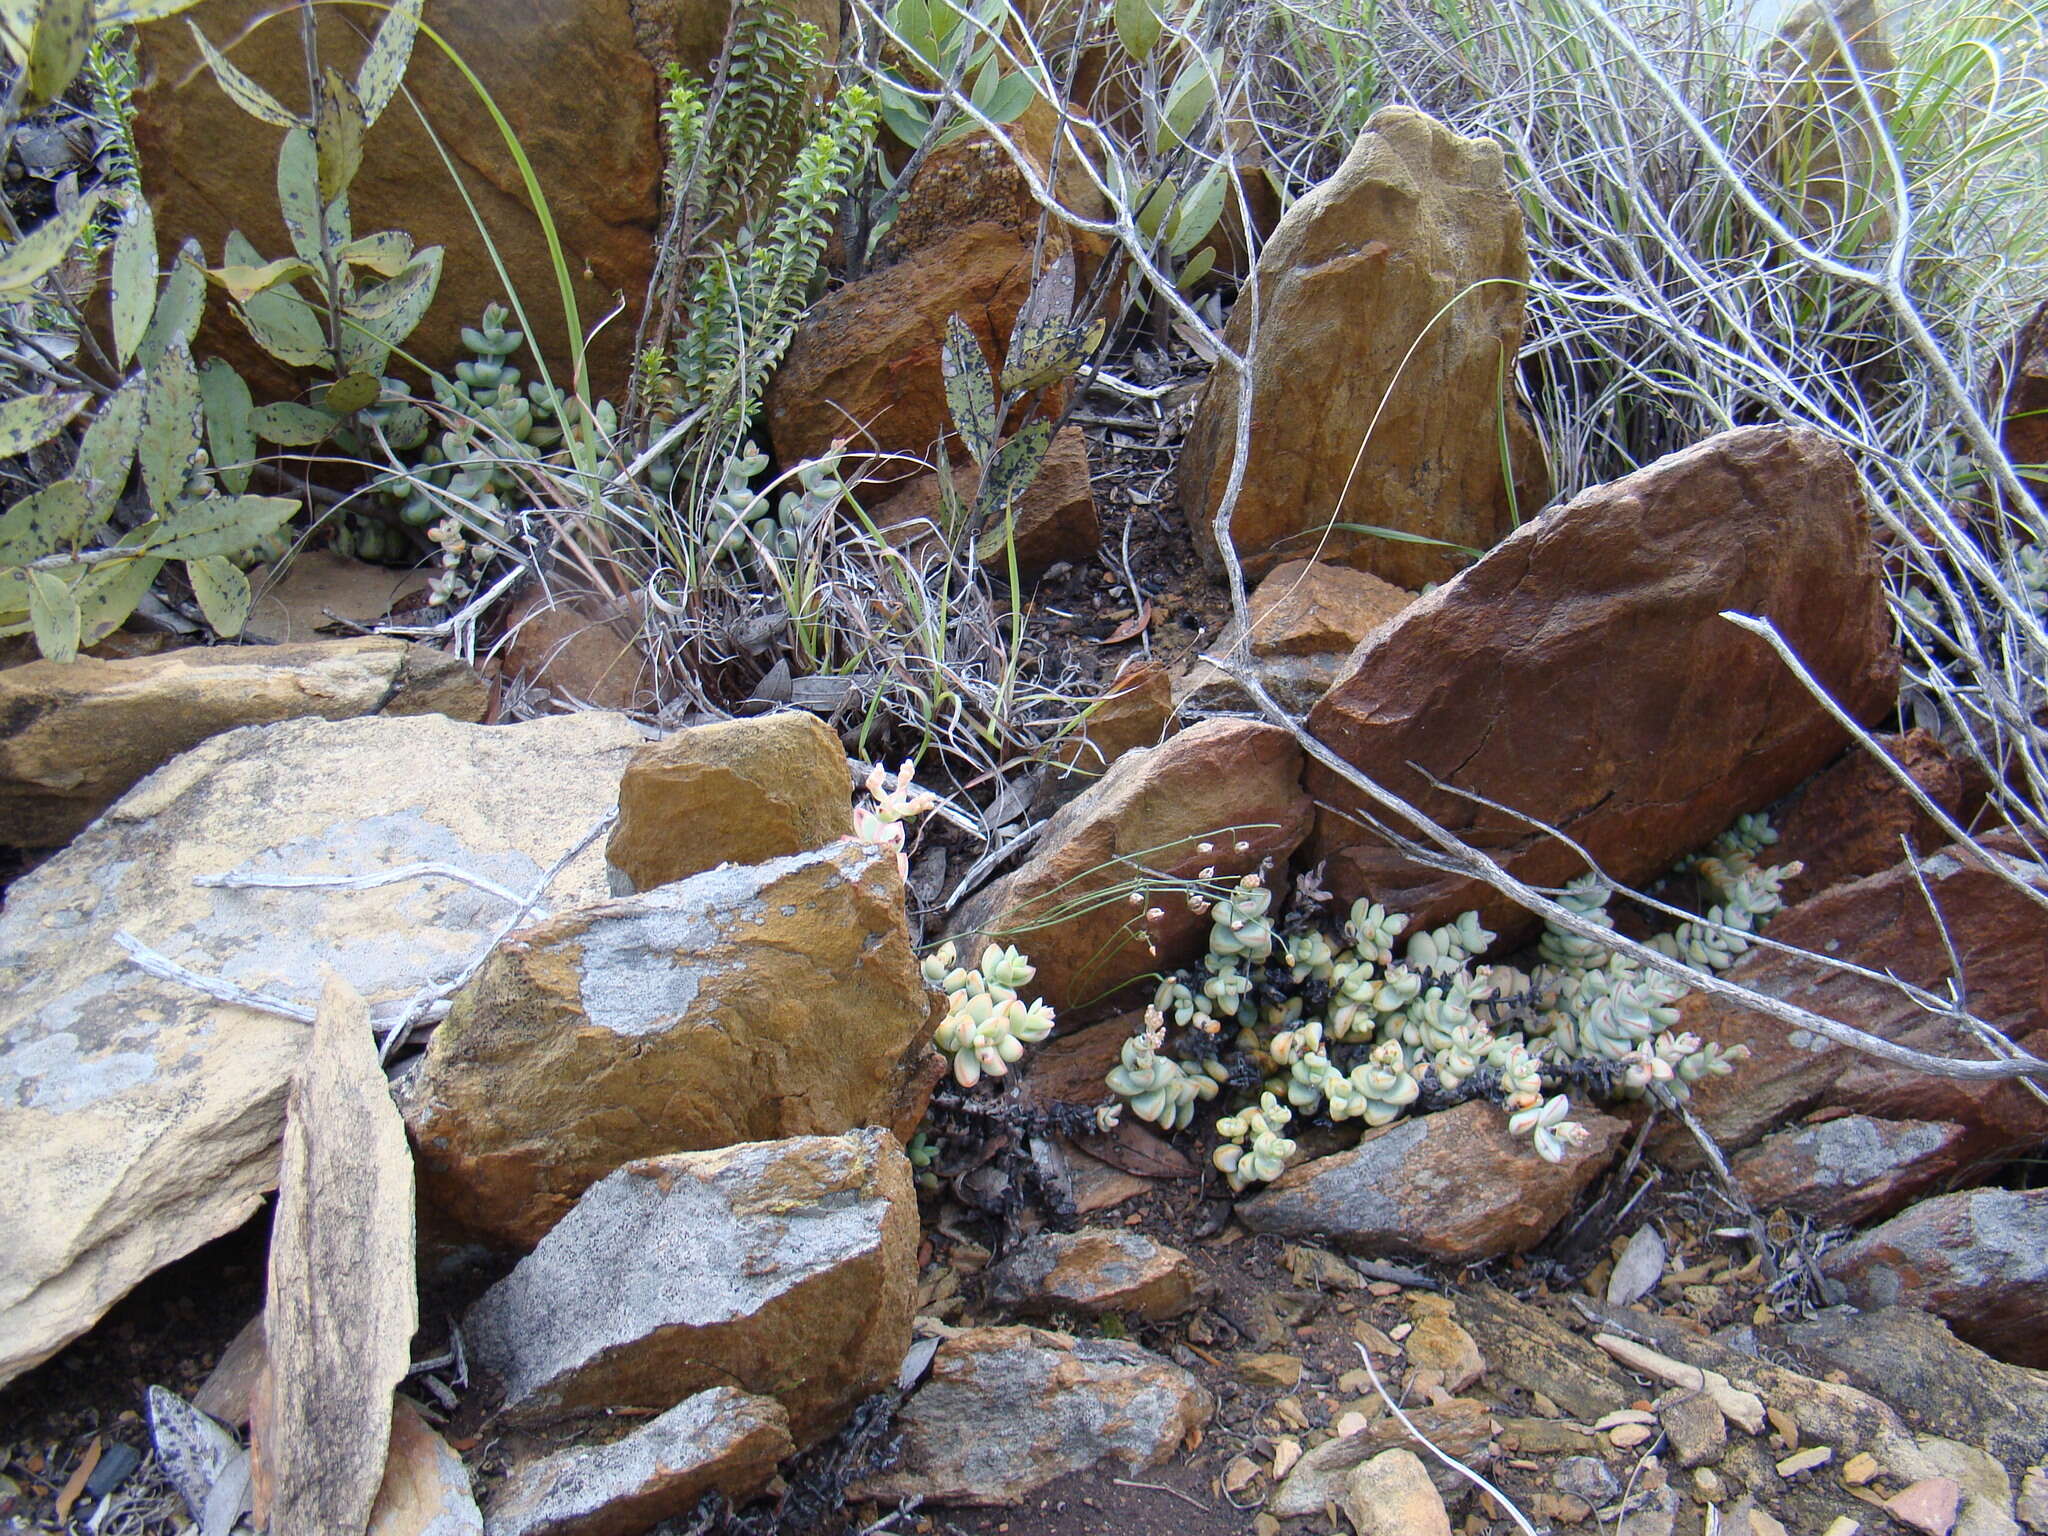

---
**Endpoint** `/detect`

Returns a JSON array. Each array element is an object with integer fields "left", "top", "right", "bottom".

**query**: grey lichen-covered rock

[
  {"left": 0, "top": 711, "right": 641, "bottom": 1390},
  {"left": 603, "top": 711, "right": 855, "bottom": 893},
  {"left": 483, "top": 1388, "right": 791, "bottom": 1536},
  {"left": 403, "top": 839, "right": 938, "bottom": 1248},
  {"left": 0, "top": 637, "right": 487, "bottom": 847},
  {"left": 1237, "top": 1100, "right": 1625, "bottom": 1262},
  {"left": 463, "top": 1131, "right": 916, "bottom": 1448},
  {"left": 985, "top": 1228, "right": 1210, "bottom": 1322},
  {"left": 852, "top": 1325, "right": 1214, "bottom": 1506},
  {"left": 1731, "top": 1114, "right": 1971, "bottom": 1227}
]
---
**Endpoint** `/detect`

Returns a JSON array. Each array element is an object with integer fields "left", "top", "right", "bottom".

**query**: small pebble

[
  {"left": 1597, "top": 1409, "right": 1659, "bottom": 1430},
  {"left": 1692, "top": 1467, "right": 1725, "bottom": 1502},
  {"left": 1776, "top": 1446, "right": 1832, "bottom": 1478},
  {"left": 1841, "top": 1451, "right": 1881, "bottom": 1486},
  {"left": 1820, "top": 1519, "right": 1861, "bottom": 1536},
  {"left": 1610, "top": 1423, "right": 1656, "bottom": 1449}
]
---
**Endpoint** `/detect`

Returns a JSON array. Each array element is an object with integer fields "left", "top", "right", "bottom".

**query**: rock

[
  {"left": 984, "top": 1228, "right": 1209, "bottom": 1322},
  {"left": 1454, "top": 1286, "right": 1633, "bottom": 1421},
  {"left": 483, "top": 1388, "right": 791, "bottom": 1536},
  {"left": 0, "top": 710, "right": 641, "bottom": 1389},
  {"left": 1175, "top": 561, "right": 1416, "bottom": 715},
  {"left": 768, "top": 222, "right": 1037, "bottom": 471},
  {"left": 2018, "top": 1467, "right": 2047, "bottom": 1532},
  {"left": 950, "top": 718, "right": 1313, "bottom": 1014},
  {"left": 1238, "top": 1352, "right": 1305, "bottom": 1391},
  {"left": 1031, "top": 663, "right": 1174, "bottom": 813},
  {"left": 1772, "top": 731, "right": 1970, "bottom": 904},
  {"left": 499, "top": 588, "right": 654, "bottom": 715},
  {"left": 1674, "top": 839, "right": 2048, "bottom": 1166},
  {"left": 1888, "top": 1479, "right": 1965, "bottom": 1536},
  {"left": 242, "top": 552, "right": 430, "bottom": 645},
  {"left": 1821, "top": 1189, "right": 2048, "bottom": 1367},
  {"left": 462, "top": 1131, "right": 915, "bottom": 1446},
  {"left": 873, "top": 424, "right": 1101, "bottom": 579},
  {"left": 850, "top": 1325, "right": 1212, "bottom": 1507},
  {"left": 1236, "top": 1100, "right": 1626, "bottom": 1263},
  {"left": 368, "top": 1398, "right": 482, "bottom": 1536},
  {"left": 0, "top": 638, "right": 485, "bottom": 847},
  {"left": 1554, "top": 1455, "right": 1621, "bottom": 1506},
  {"left": 1618, "top": 1486, "right": 1683, "bottom": 1536},
  {"left": 1341, "top": 1447, "right": 1451, "bottom": 1536},
  {"left": 131, "top": 0, "right": 834, "bottom": 399},
  {"left": 1501, "top": 1418, "right": 1600, "bottom": 1456},
  {"left": 604, "top": 711, "right": 854, "bottom": 892},
  {"left": 1267, "top": 1400, "right": 1494, "bottom": 1517},
  {"left": 1608, "top": 1225, "right": 1668, "bottom": 1307},
  {"left": 1661, "top": 1390, "right": 1728, "bottom": 1469},
  {"left": 1302, "top": 425, "right": 1896, "bottom": 936},
  {"left": 1731, "top": 1115, "right": 1972, "bottom": 1226},
  {"left": 1180, "top": 108, "right": 1533, "bottom": 588},
  {"left": 403, "top": 839, "right": 934, "bottom": 1248},
  {"left": 1403, "top": 1297, "right": 1484, "bottom": 1392},
  {"left": 1769, "top": 1307, "right": 2048, "bottom": 1474}
]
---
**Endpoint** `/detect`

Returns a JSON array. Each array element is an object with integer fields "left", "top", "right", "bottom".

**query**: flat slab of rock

[
  {"left": 1731, "top": 1114, "right": 1971, "bottom": 1226},
  {"left": 404, "top": 839, "right": 936, "bottom": 1247},
  {"left": 463, "top": 1131, "right": 915, "bottom": 1447},
  {"left": 1303, "top": 425, "right": 1895, "bottom": 937},
  {"left": 1822, "top": 1189, "right": 2048, "bottom": 1368},
  {"left": 1772, "top": 730, "right": 1970, "bottom": 905},
  {"left": 952, "top": 718, "right": 1312, "bottom": 1014},
  {"left": 1177, "top": 561, "right": 1414, "bottom": 714},
  {"left": 851, "top": 1325, "right": 1212, "bottom": 1506},
  {"left": 603, "top": 712, "right": 854, "bottom": 893},
  {"left": 0, "top": 637, "right": 485, "bottom": 846},
  {"left": 0, "top": 711, "right": 640, "bottom": 1389},
  {"left": 985, "top": 1228, "right": 1209, "bottom": 1321},
  {"left": 484, "top": 1388, "right": 791, "bottom": 1536},
  {"left": 1237, "top": 1100, "right": 1625, "bottom": 1262}
]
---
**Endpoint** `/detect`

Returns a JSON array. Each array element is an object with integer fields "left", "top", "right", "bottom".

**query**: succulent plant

[
  {"left": 1213, "top": 1092, "right": 1296, "bottom": 1191},
  {"left": 1105, "top": 1010, "right": 1218, "bottom": 1131},
  {"left": 923, "top": 938, "right": 1056, "bottom": 1089}
]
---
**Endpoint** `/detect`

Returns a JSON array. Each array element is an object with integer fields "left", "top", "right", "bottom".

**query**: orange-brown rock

[
  {"left": 0, "top": 638, "right": 484, "bottom": 847},
  {"left": 1179, "top": 107, "right": 1532, "bottom": 588},
  {"left": 950, "top": 718, "right": 1313, "bottom": 1016},
  {"left": 1669, "top": 836, "right": 2048, "bottom": 1168},
  {"left": 131, "top": 1, "right": 833, "bottom": 400},
  {"left": 1772, "top": 729, "right": 1970, "bottom": 905},
  {"left": 986, "top": 1227, "right": 1210, "bottom": 1321},
  {"left": 1032, "top": 662, "right": 1173, "bottom": 812},
  {"left": 1997, "top": 301, "right": 2048, "bottom": 512},
  {"left": 1303, "top": 425, "right": 1897, "bottom": 939},
  {"left": 498, "top": 587, "right": 653, "bottom": 714},
  {"left": 873, "top": 424, "right": 1100, "bottom": 579},
  {"left": 767, "top": 222, "right": 1037, "bottom": 472},
  {"left": 1177, "top": 559, "right": 1414, "bottom": 713},
  {"left": 1730, "top": 1114, "right": 1972, "bottom": 1227},
  {"left": 462, "top": 1131, "right": 916, "bottom": 1446},
  {"left": 403, "top": 839, "right": 937, "bottom": 1248},
  {"left": 605, "top": 711, "right": 853, "bottom": 892},
  {"left": 1236, "top": 1100, "right": 1627, "bottom": 1263}
]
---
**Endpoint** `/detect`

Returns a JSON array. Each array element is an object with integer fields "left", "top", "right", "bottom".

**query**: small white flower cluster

[
  {"left": 922, "top": 941, "right": 1056, "bottom": 1088},
  {"left": 855, "top": 761, "right": 937, "bottom": 879},
  {"left": 426, "top": 517, "right": 475, "bottom": 607}
]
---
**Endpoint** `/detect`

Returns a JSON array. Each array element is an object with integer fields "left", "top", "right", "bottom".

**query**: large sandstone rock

[
  {"left": 0, "top": 638, "right": 485, "bottom": 847},
  {"left": 1031, "top": 661, "right": 1173, "bottom": 814},
  {"left": 1996, "top": 299, "right": 2047, "bottom": 514},
  {"left": 768, "top": 222, "right": 1037, "bottom": 472},
  {"left": 1177, "top": 559, "right": 1413, "bottom": 714},
  {"left": 498, "top": 588, "right": 655, "bottom": 716},
  {"left": 604, "top": 711, "right": 854, "bottom": 892},
  {"left": 1672, "top": 838, "right": 2048, "bottom": 1166},
  {"left": 1179, "top": 107, "right": 1534, "bottom": 588},
  {"left": 0, "top": 710, "right": 641, "bottom": 1389},
  {"left": 463, "top": 1131, "right": 916, "bottom": 1446},
  {"left": 484, "top": 1388, "right": 791, "bottom": 1536},
  {"left": 402, "top": 839, "right": 937, "bottom": 1248},
  {"left": 873, "top": 424, "right": 1101, "bottom": 580},
  {"left": 951, "top": 718, "right": 1313, "bottom": 1015},
  {"left": 1730, "top": 1114, "right": 1972, "bottom": 1226},
  {"left": 1303, "top": 425, "right": 1897, "bottom": 935},
  {"left": 132, "top": 0, "right": 833, "bottom": 399},
  {"left": 851, "top": 1325, "right": 1213, "bottom": 1506},
  {"left": 1822, "top": 1189, "right": 2048, "bottom": 1368},
  {"left": 1771, "top": 729, "right": 1972, "bottom": 905},
  {"left": 985, "top": 1228, "right": 1209, "bottom": 1322},
  {"left": 1236, "top": 1100, "right": 1626, "bottom": 1262}
]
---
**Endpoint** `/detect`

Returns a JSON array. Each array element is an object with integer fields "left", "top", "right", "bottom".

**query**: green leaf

[
  {"left": 334, "top": 230, "right": 412, "bottom": 277},
  {"left": 207, "top": 256, "right": 319, "bottom": 305},
  {"left": 147, "top": 493, "right": 297, "bottom": 559},
  {"left": 139, "top": 340, "right": 202, "bottom": 517},
  {"left": 0, "top": 390, "right": 89, "bottom": 458},
  {"left": 320, "top": 372, "right": 381, "bottom": 415},
  {"left": 198, "top": 359, "right": 255, "bottom": 494},
  {"left": 0, "top": 480, "right": 93, "bottom": 564},
  {"left": 315, "top": 65, "right": 366, "bottom": 203},
  {"left": 74, "top": 551, "right": 164, "bottom": 647},
  {"left": 26, "top": 0, "right": 90, "bottom": 110},
  {"left": 232, "top": 247, "right": 331, "bottom": 368},
  {"left": 0, "top": 189, "right": 103, "bottom": 297},
  {"left": 1325, "top": 520, "right": 1486, "bottom": 556},
  {"left": 1156, "top": 51, "right": 1218, "bottom": 155},
  {"left": 353, "top": 0, "right": 420, "bottom": 127},
  {"left": 1166, "top": 163, "right": 1227, "bottom": 259},
  {"left": 75, "top": 381, "right": 144, "bottom": 517},
  {"left": 109, "top": 196, "right": 158, "bottom": 367},
  {"left": 275, "top": 127, "right": 341, "bottom": 270},
  {"left": 134, "top": 238, "right": 205, "bottom": 371},
  {"left": 1114, "top": 0, "right": 1162, "bottom": 60},
  {"left": 981, "top": 68, "right": 1036, "bottom": 126},
  {"left": 1176, "top": 244, "right": 1217, "bottom": 291},
  {"left": 1134, "top": 177, "right": 1176, "bottom": 240},
  {"left": 186, "top": 554, "right": 250, "bottom": 637},
  {"left": 188, "top": 19, "right": 300, "bottom": 128},
  {"left": 247, "top": 402, "right": 337, "bottom": 447},
  {"left": 28, "top": 569, "right": 81, "bottom": 663},
  {"left": 974, "top": 421, "right": 1052, "bottom": 524},
  {"left": 942, "top": 314, "right": 998, "bottom": 467},
  {"left": 343, "top": 246, "right": 440, "bottom": 364}
]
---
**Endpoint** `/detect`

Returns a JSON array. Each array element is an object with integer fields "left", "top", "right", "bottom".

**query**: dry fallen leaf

[
  {"left": 53, "top": 1436, "right": 101, "bottom": 1525},
  {"left": 1099, "top": 598, "right": 1152, "bottom": 644}
]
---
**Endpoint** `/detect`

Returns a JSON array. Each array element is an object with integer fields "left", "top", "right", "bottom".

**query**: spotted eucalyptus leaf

[
  {"left": 188, "top": 18, "right": 300, "bottom": 128},
  {"left": 110, "top": 195, "right": 159, "bottom": 367},
  {"left": 315, "top": 66, "right": 366, "bottom": 203},
  {"left": 138, "top": 340, "right": 202, "bottom": 517},
  {"left": 186, "top": 554, "right": 250, "bottom": 637},
  {"left": 941, "top": 313, "right": 997, "bottom": 468},
  {"left": 0, "top": 480, "right": 92, "bottom": 564},
  {"left": 353, "top": 0, "right": 420, "bottom": 127},
  {"left": 198, "top": 360, "right": 256, "bottom": 494},
  {"left": 0, "top": 390, "right": 89, "bottom": 459}
]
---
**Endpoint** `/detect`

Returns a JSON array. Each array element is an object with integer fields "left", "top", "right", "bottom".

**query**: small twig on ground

[
  {"left": 195, "top": 862, "right": 539, "bottom": 914},
  {"left": 1111, "top": 1478, "right": 1212, "bottom": 1512},
  {"left": 1354, "top": 1343, "right": 1542, "bottom": 1536},
  {"left": 110, "top": 933, "right": 317, "bottom": 1023}
]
